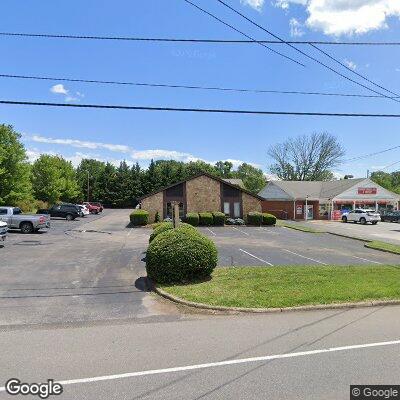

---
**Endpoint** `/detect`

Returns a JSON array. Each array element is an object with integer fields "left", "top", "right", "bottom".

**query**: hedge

[
  {"left": 185, "top": 212, "right": 199, "bottom": 226},
  {"left": 199, "top": 212, "right": 213, "bottom": 226},
  {"left": 146, "top": 228, "right": 218, "bottom": 283},
  {"left": 212, "top": 212, "right": 225, "bottom": 226},
  {"left": 149, "top": 222, "right": 173, "bottom": 243},
  {"left": 130, "top": 210, "right": 149, "bottom": 226},
  {"left": 176, "top": 222, "right": 198, "bottom": 234},
  {"left": 262, "top": 213, "right": 277, "bottom": 226},
  {"left": 247, "top": 211, "right": 263, "bottom": 226}
]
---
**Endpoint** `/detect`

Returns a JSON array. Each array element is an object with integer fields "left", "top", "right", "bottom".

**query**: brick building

[
  {"left": 259, "top": 178, "right": 400, "bottom": 220},
  {"left": 139, "top": 172, "right": 263, "bottom": 223}
]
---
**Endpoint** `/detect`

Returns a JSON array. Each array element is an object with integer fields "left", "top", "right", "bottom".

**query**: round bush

[
  {"left": 146, "top": 229, "right": 218, "bottom": 283},
  {"left": 199, "top": 212, "right": 213, "bottom": 226},
  {"left": 176, "top": 222, "right": 198, "bottom": 234},
  {"left": 130, "top": 210, "right": 149, "bottom": 226},
  {"left": 185, "top": 212, "right": 199, "bottom": 226},
  {"left": 212, "top": 212, "right": 226, "bottom": 226},
  {"left": 149, "top": 222, "right": 173, "bottom": 243},
  {"left": 247, "top": 211, "right": 263, "bottom": 226},
  {"left": 262, "top": 213, "right": 277, "bottom": 226}
]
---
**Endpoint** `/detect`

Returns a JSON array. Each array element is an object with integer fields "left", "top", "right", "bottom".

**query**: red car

[
  {"left": 83, "top": 202, "right": 101, "bottom": 214},
  {"left": 91, "top": 202, "right": 104, "bottom": 212}
]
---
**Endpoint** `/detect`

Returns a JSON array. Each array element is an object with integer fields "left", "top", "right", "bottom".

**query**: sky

[{"left": 1, "top": 0, "right": 400, "bottom": 178}]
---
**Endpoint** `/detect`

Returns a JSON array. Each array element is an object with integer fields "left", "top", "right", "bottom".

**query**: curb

[
  {"left": 364, "top": 243, "right": 400, "bottom": 256},
  {"left": 327, "top": 232, "right": 371, "bottom": 242},
  {"left": 154, "top": 286, "right": 400, "bottom": 314}
]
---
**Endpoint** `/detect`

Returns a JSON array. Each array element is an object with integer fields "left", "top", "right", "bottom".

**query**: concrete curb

[
  {"left": 364, "top": 243, "right": 400, "bottom": 256},
  {"left": 327, "top": 232, "right": 371, "bottom": 242},
  {"left": 154, "top": 286, "right": 400, "bottom": 314}
]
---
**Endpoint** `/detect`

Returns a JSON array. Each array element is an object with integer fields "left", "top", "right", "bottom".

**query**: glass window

[
  {"left": 0, "top": 209, "right": 7, "bottom": 215},
  {"left": 223, "top": 202, "right": 230, "bottom": 215},
  {"left": 13, "top": 208, "right": 22, "bottom": 215},
  {"left": 233, "top": 202, "right": 240, "bottom": 218}
]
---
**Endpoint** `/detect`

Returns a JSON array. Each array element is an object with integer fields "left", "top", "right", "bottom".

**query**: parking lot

[
  {"left": 2, "top": 212, "right": 400, "bottom": 327},
  {"left": 198, "top": 225, "right": 400, "bottom": 267}
]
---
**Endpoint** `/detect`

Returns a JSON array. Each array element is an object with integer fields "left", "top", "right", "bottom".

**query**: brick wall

[
  {"left": 242, "top": 192, "right": 262, "bottom": 220},
  {"left": 141, "top": 192, "right": 163, "bottom": 223},
  {"left": 186, "top": 175, "right": 221, "bottom": 212},
  {"left": 262, "top": 200, "right": 320, "bottom": 220}
]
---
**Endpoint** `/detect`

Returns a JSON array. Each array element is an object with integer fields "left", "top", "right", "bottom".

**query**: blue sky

[{"left": 1, "top": 0, "right": 400, "bottom": 178}]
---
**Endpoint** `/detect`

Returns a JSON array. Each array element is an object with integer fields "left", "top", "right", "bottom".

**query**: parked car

[
  {"left": 0, "top": 206, "right": 51, "bottom": 233},
  {"left": 91, "top": 202, "right": 104, "bottom": 212},
  {"left": 380, "top": 210, "right": 400, "bottom": 222},
  {"left": 342, "top": 209, "right": 380, "bottom": 225},
  {"left": 83, "top": 202, "right": 101, "bottom": 214},
  {"left": 37, "top": 204, "right": 80, "bottom": 221},
  {"left": 0, "top": 221, "right": 7, "bottom": 243},
  {"left": 76, "top": 204, "right": 90, "bottom": 217}
]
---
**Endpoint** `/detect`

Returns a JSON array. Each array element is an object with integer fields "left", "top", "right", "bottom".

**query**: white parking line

[
  {"left": 232, "top": 227, "right": 249, "bottom": 236},
  {"left": 2, "top": 339, "right": 397, "bottom": 389},
  {"left": 206, "top": 227, "right": 216, "bottom": 236},
  {"left": 283, "top": 249, "right": 328, "bottom": 265},
  {"left": 239, "top": 249, "right": 274, "bottom": 266},
  {"left": 351, "top": 255, "right": 383, "bottom": 265}
]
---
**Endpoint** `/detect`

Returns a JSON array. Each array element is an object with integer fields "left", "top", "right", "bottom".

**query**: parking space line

[
  {"left": 351, "top": 255, "right": 383, "bottom": 265},
  {"left": 232, "top": 227, "right": 249, "bottom": 236},
  {"left": 206, "top": 227, "right": 216, "bottom": 236},
  {"left": 282, "top": 249, "right": 328, "bottom": 265},
  {"left": 239, "top": 249, "right": 274, "bottom": 266}
]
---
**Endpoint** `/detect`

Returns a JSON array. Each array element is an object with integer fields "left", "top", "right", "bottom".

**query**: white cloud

[
  {"left": 289, "top": 17, "right": 305, "bottom": 37},
  {"left": 344, "top": 58, "right": 357, "bottom": 70},
  {"left": 241, "top": 0, "right": 264, "bottom": 11},
  {"left": 50, "top": 84, "right": 68, "bottom": 95},
  {"left": 275, "top": 0, "right": 400, "bottom": 36}
]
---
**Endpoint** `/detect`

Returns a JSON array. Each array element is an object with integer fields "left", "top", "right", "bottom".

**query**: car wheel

[
  {"left": 20, "top": 222, "right": 34, "bottom": 234},
  {"left": 342, "top": 216, "right": 347, "bottom": 223},
  {"left": 65, "top": 214, "right": 74, "bottom": 221},
  {"left": 360, "top": 217, "right": 367, "bottom": 225},
  {"left": 372, "top": 221, "right": 378, "bottom": 225}
]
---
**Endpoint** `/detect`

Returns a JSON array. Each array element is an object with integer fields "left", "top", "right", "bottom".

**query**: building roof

[
  {"left": 139, "top": 172, "right": 264, "bottom": 201},
  {"left": 222, "top": 178, "right": 245, "bottom": 188}
]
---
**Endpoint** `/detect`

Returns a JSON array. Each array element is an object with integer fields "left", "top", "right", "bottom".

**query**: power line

[
  {"left": 2, "top": 99, "right": 400, "bottom": 117},
  {"left": 342, "top": 145, "right": 400, "bottom": 163},
  {"left": 182, "top": 0, "right": 304, "bottom": 67},
  {"left": 1, "top": 73, "right": 398, "bottom": 99},
  {"left": 1, "top": 32, "right": 400, "bottom": 45},
  {"left": 214, "top": 0, "right": 400, "bottom": 103}
]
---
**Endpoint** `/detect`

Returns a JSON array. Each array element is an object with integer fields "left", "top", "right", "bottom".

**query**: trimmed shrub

[
  {"left": 212, "top": 212, "right": 225, "bottom": 226},
  {"left": 247, "top": 211, "right": 263, "bottom": 226},
  {"left": 199, "top": 212, "right": 213, "bottom": 226},
  {"left": 262, "top": 213, "right": 277, "bottom": 226},
  {"left": 226, "top": 218, "right": 245, "bottom": 226},
  {"left": 146, "top": 229, "right": 218, "bottom": 283},
  {"left": 185, "top": 212, "right": 199, "bottom": 226},
  {"left": 130, "top": 210, "right": 149, "bottom": 226},
  {"left": 149, "top": 222, "right": 173, "bottom": 243},
  {"left": 176, "top": 222, "right": 198, "bottom": 234}
]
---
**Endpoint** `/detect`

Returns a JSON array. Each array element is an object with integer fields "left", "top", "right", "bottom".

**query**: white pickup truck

[
  {"left": 0, "top": 206, "right": 51, "bottom": 233},
  {"left": 342, "top": 209, "right": 381, "bottom": 225}
]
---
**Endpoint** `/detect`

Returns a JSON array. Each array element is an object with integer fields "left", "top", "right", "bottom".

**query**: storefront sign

[
  {"left": 331, "top": 210, "right": 342, "bottom": 220},
  {"left": 358, "top": 187, "right": 377, "bottom": 195},
  {"left": 296, "top": 205, "right": 303, "bottom": 215}
]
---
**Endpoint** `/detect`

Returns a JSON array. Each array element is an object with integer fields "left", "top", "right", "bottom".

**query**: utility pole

[{"left": 87, "top": 170, "right": 90, "bottom": 202}]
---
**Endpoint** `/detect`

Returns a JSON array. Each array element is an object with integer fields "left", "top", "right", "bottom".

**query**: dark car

[
  {"left": 37, "top": 204, "right": 80, "bottom": 221},
  {"left": 380, "top": 210, "right": 400, "bottom": 222}
]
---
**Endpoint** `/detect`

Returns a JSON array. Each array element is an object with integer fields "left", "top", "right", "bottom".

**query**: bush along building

[
  {"left": 259, "top": 178, "right": 400, "bottom": 221},
  {"left": 138, "top": 172, "right": 263, "bottom": 223}
]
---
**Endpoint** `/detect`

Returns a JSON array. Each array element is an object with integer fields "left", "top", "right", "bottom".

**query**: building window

[
  {"left": 166, "top": 202, "right": 185, "bottom": 219},
  {"left": 233, "top": 202, "right": 240, "bottom": 218},
  {"left": 223, "top": 202, "right": 230, "bottom": 215}
]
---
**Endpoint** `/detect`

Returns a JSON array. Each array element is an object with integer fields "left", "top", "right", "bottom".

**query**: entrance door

[
  {"left": 306, "top": 205, "right": 314, "bottom": 220},
  {"left": 223, "top": 201, "right": 241, "bottom": 218}
]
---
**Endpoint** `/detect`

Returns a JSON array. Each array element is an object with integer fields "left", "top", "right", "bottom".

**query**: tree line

[{"left": 0, "top": 124, "right": 267, "bottom": 211}]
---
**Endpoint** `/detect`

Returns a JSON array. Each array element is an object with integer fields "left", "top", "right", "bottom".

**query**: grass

[
  {"left": 159, "top": 265, "right": 400, "bottom": 309},
  {"left": 277, "top": 220, "right": 324, "bottom": 233},
  {"left": 365, "top": 241, "right": 400, "bottom": 255}
]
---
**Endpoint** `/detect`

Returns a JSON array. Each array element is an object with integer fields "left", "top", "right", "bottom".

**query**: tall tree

[
  {"left": 236, "top": 163, "right": 267, "bottom": 193},
  {"left": 215, "top": 161, "right": 234, "bottom": 178},
  {"left": 0, "top": 124, "right": 32, "bottom": 204},
  {"left": 268, "top": 132, "right": 345, "bottom": 181},
  {"left": 76, "top": 159, "right": 106, "bottom": 202},
  {"left": 370, "top": 171, "right": 400, "bottom": 194}
]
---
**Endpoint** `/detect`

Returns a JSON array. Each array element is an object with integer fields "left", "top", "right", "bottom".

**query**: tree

[
  {"left": 0, "top": 124, "right": 32, "bottom": 204},
  {"left": 370, "top": 171, "right": 400, "bottom": 194},
  {"left": 236, "top": 163, "right": 267, "bottom": 193},
  {"left": 76, "top": 159, "right": 106, "bottom": 202},
  {"left": 31, "top": 155, "right": 79, "bottom": 204},
  {"left": 215, "top": 161, "right": 233, "bottom": 178},
  {"left": 268, "top": 132, "right": 345, "bottom": 181}
]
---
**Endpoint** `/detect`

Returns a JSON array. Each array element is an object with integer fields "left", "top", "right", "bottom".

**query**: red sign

[
  {"left": 296, "top": 205, "right": 303, "bottom": 215},
  {"left": 358, "top": 187, "right": 377, "bottom": 195},
  {"left": 331, "top": 210, "right": 342, "bottom": 220}
]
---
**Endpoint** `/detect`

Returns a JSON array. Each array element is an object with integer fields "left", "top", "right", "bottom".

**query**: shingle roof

[
  {"left": 265, "top": 179, "right": 365, "bottom": 200},
  {"left": 222, "top": 178, "right": 245, "bottom": 188}
]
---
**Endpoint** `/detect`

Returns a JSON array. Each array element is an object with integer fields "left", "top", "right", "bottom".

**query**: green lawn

[
  {"left": 277, "top": 220, "right": 324, "bottom": 233},
  {"left": 159, "top": 266, "right": 400, "bottom": 309},
  {"left": 365, "top": 241, "right": 400, "bottom": 255}
]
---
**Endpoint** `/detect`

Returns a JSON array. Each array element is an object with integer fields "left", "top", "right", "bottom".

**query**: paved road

[
  {"left": 0, "top": 305, "right": 399, "bottom": 399},
  {"left": 0, "top": 209, "right": 179, "bottom": 326},
  {"left": 199, "top": 226, "right": 400, "bottom": 266}
]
